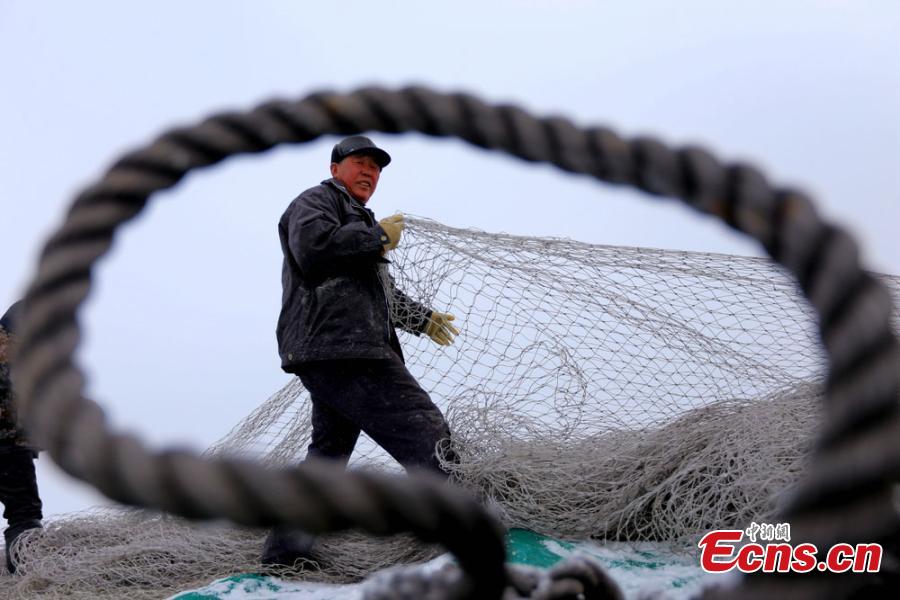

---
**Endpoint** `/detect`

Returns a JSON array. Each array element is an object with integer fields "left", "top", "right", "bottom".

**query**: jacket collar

[{"left": 323, "top": 178, "right": 369, "bottom": 208}]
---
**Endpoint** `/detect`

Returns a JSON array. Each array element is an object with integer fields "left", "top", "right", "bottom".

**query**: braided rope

[
  {"left": 364, "top": 558, "right": 623, "bottom": 600},
  {"left": 13, "top": 86, "right": 900, "bottom": 598}
]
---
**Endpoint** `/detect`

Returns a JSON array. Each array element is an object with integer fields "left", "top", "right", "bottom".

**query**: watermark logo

[{"left": 698, "top": 522, "right": 882, "bottom": 574}]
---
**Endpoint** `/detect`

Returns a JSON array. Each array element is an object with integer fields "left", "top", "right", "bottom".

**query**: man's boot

[
  {"left": 4, "top": 519, "right": 41, "bottom": 574},
  {"left": 260, "top": 527, "right": 318, "bottom": 567}
]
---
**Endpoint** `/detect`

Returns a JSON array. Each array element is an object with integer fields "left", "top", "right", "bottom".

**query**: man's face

[{"left": 330, "top": 153, "right": 381, "bottom": 203}]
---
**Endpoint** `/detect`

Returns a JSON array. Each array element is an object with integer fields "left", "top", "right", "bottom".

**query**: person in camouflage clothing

[{"left": 0, "top": 300, "right": 43, "bottom": 574}]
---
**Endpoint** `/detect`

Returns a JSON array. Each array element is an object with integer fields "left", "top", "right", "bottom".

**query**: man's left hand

[{"left": 425, "top": 312, "right": 460, "bottom": 346}]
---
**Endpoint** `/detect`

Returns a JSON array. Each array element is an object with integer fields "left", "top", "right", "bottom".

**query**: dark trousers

[
  {"left": 0, "top": 446, "right": 43, "bottom": 572},
  {"left": 293, "top": 353, "right": 453, "bottom": 476},
  {"left": 0, "top": 447, "right": 42, "bottom": 533},
  {"left": 262, "top": 353, "right": 454, "bottom": 565}
]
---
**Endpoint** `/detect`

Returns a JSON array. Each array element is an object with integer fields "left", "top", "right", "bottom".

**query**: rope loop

[
  {"left": 363, "top": 556, "right": 623, "bottom": 600},
  {"left": 13, "top": 86, "right": 900, "bottom": 598}
]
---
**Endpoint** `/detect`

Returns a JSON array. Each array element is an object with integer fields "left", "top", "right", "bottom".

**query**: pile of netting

[{"left": 3, "top": 217, "right": 898, "bottom": 599}]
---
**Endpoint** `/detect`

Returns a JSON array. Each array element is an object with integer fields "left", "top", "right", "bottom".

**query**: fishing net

[
  {"left": 3, "top": 217, "right": 898, "bottom": 598},
  {"left": 5, "top": 508, "right": 438, "bottom": 599}
]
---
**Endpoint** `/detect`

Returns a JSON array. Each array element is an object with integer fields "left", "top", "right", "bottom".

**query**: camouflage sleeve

[{"left": 0, "top": 363, "right": 34, "bottom": 449}]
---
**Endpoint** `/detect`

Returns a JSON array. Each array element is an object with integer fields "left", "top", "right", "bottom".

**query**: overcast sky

[{"left": 1, "top": 1, "right": 898, "bottom": 517}]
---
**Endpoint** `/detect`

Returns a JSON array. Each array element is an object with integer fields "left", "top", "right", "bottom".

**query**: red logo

[{"left": 698, "top": 524, "right": 881, "bottom": 574}]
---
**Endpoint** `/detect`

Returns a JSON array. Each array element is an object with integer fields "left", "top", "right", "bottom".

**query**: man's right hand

[{"left": 379, "top": 214, "right": 405, "bottom": 253}]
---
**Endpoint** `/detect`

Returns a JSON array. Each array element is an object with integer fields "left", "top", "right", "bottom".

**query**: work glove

[
  {"left": 425, "top": 311, "right": 460, "bottom": 346},
  {"left": 379, "top": 214, "right": 405, "bottom": 254}
]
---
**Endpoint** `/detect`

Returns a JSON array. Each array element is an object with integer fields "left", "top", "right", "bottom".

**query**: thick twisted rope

[
  {"left": 13, "top": 86, "right": 900, "bottom": 598},
  {"left": 364, "top": 558, "right": 623, "bottom": 600}
]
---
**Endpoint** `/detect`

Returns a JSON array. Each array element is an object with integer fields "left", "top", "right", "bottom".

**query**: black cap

[
  {"left": 330, "top": 136, "right": 391, "bottom": 169},
  {"left": 0, "top": 300, "right": 22, "bottom": 335}
]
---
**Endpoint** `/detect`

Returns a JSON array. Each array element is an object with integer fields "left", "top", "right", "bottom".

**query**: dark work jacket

[{"left": 276, "top": 179, "right": 430, "bottom": 369}]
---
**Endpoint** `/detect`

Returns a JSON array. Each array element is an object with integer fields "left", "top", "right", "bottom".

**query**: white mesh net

[{"left": 3, "top": 216, "right": 898, "bottom": 598}]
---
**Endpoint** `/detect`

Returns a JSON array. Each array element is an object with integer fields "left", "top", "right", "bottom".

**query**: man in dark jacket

[
  {"left": 265, "top": 136, "right": 459, "bottom": 566},
  {"left": 0, "top": 300, "right": 44, "bottom": 574}
]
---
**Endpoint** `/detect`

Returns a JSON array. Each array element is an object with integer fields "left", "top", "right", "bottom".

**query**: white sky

[{"left": 0, "top": 1, "right": 898, "bottom": 517}]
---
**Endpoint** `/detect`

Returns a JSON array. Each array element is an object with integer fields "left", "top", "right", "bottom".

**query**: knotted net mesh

[
  {"left": 4, "top": 217, "right": 898, "bottom": 598},
  {"left": 210, "top": 217, "right": 838, "bottom": 539}
]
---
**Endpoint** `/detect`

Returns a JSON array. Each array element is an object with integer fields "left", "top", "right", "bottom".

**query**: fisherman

[
  {"left": 264, "top": 136, "right": 460, "bottom": 566},
  {"left": 0, "top": 300, "right": 44, "bottom": 574}
]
